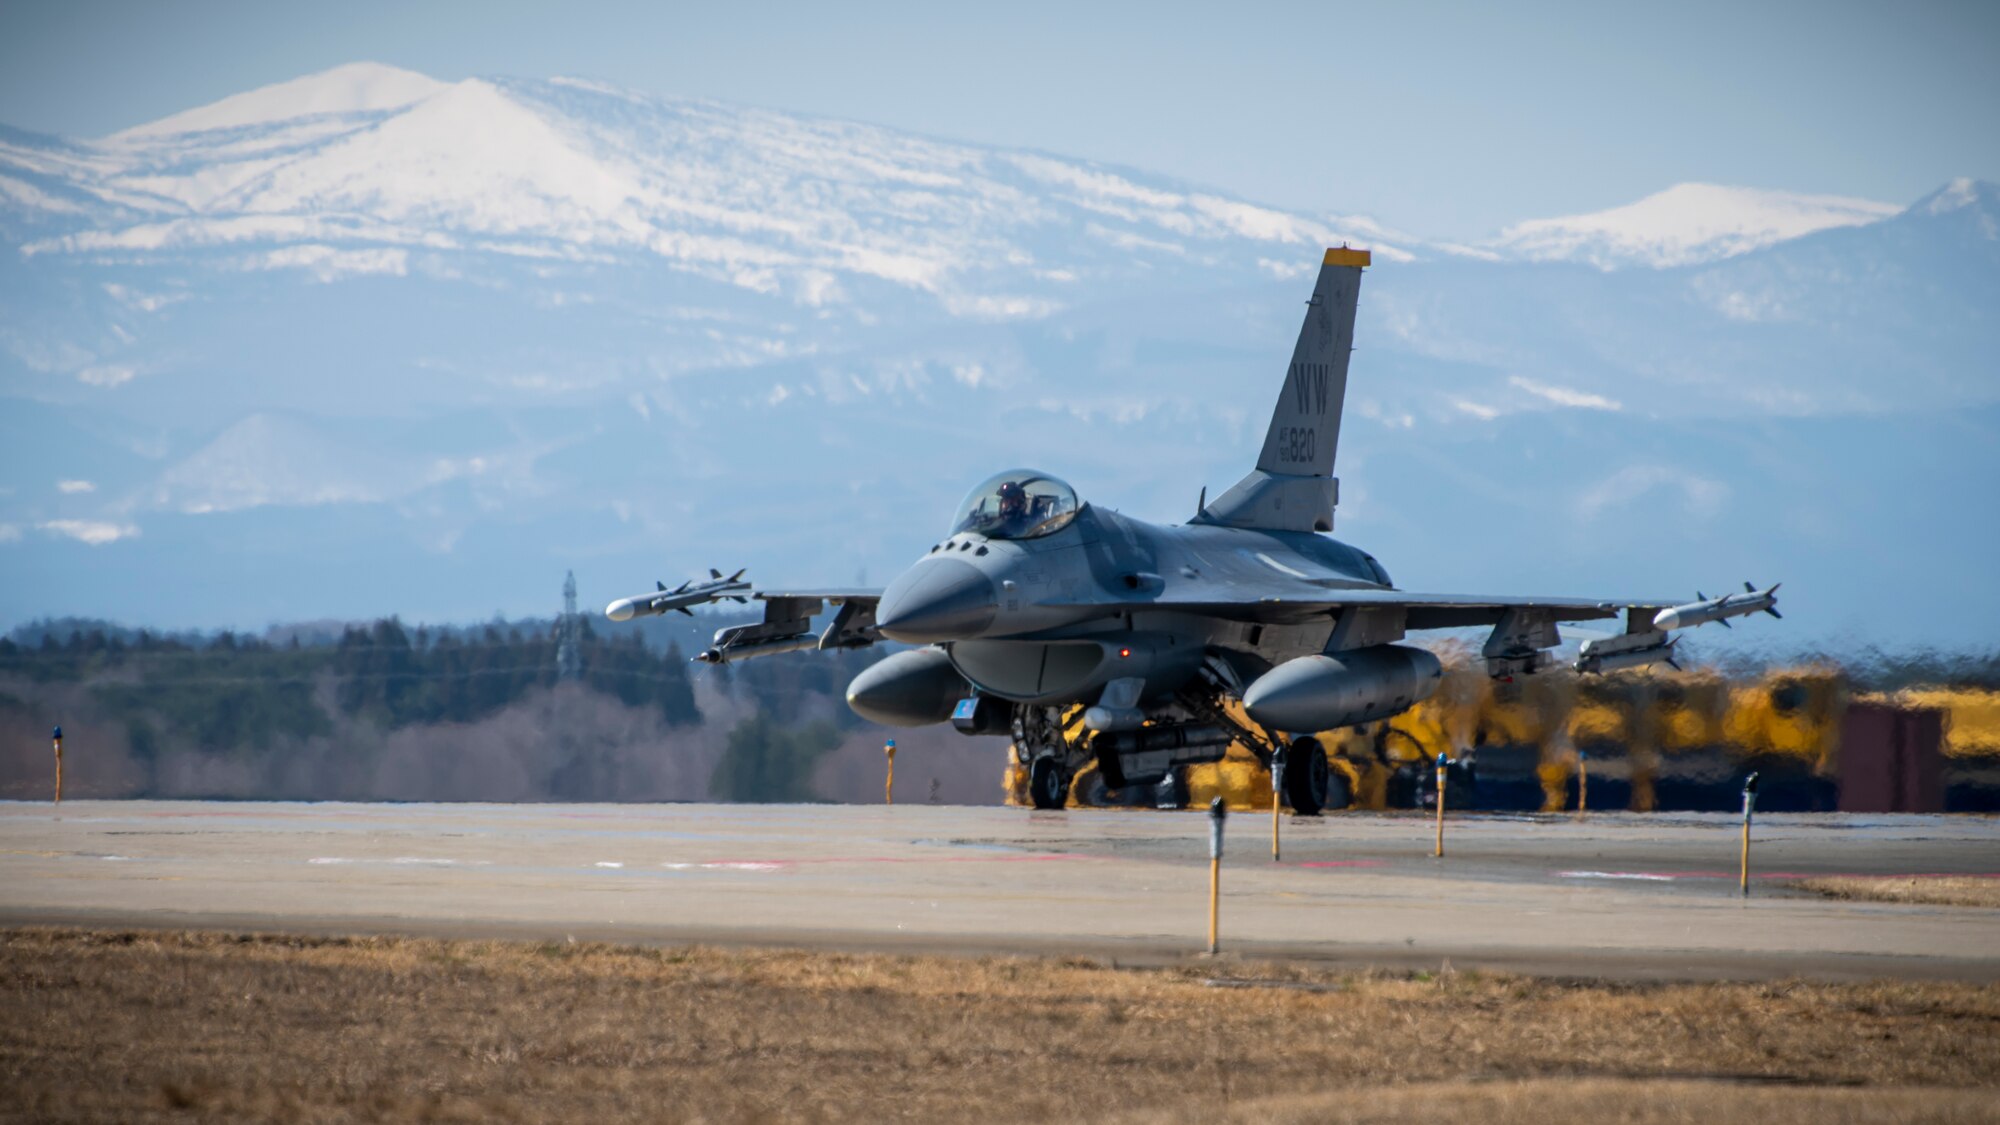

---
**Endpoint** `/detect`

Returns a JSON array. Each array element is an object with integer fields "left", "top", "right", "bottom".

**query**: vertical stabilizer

[
  {"left": 1199, "top": 247, "right": 1369, "bottom": 533},
  {"left": 1256, "top": 247, "right": 1366, "bottom": 476}
]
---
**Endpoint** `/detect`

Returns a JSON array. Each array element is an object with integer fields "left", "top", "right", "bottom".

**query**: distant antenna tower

[{"left": 557, "top": 570, "right": 582, "bottom": 680}]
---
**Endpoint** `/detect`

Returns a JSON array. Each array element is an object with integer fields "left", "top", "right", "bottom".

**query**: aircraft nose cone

[{"left": 877, "top": 560, "right": 999, "bottom": 643}]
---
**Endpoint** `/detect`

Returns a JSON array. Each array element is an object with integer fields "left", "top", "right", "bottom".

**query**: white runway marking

[{"left": 660, "top": 861, "right": 786, "bottom": 872}]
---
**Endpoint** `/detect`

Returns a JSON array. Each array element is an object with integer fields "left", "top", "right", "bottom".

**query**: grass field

[{"left": 3, "top": 929, "right": 1998, "bottom": 1123}]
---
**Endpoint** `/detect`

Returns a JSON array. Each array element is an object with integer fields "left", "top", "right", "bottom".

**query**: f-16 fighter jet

[{"left": 608, "top": 248, "right": 1780, "bottom": 811}]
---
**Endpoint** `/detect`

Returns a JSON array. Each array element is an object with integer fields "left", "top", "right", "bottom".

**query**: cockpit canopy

[{"left": 952, "top": 469, "right": 1081, "bottom": 540}]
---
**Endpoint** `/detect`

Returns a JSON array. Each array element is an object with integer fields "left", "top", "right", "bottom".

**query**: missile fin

[
  {"left": 1744, "top": 581, "right": 1756, "bottom": 593},
  {"left": 1718, "top": 617, "right": 1732, "bottom": 629},
  {"left": 729, "top": 568, "right": 746, "bottom": 582},
  {"left": 710, "top": 568, "right": 724, "bottom": 580},
  {"left": 1766, "top": 607, "right": 1782, "bottom": 619},
  {"left": 677, "top": 606, "right": 694, "bottom": 617},
  {"left": 657, "top": 580, "right": 667, "bottom": 592}
]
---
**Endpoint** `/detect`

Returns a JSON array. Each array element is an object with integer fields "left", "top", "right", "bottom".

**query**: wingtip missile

[
  {"left": 1652, "top": 582, "right": 1782, "bottom": 633},
  {"left": 605, "top": 569, "right": 753, "bottom": 622}
]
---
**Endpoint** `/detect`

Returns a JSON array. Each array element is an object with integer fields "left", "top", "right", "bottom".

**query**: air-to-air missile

[
  {"left": 1652, "top": 582, "right": 1782, "bottom": 633},
  {"left": 1574, "top": 633, "right": 1680, "bottom": 675},
  {"left": 604, "top": 569, "right": 750, "bottom": 622}
]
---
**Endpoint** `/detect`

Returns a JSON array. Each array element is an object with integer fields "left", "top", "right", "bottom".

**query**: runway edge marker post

[
  {"left": 1270, "top": 744, "right": 1284, "bottom": 863},
  {"left": 1433, "top": 752, "right": 1448, "bottom": 858},
  {"left": 52, "top": 726, "right": 62, "bottom": 805},
  {"left": 1740, "top": 771, "right": 1759, "bottom": 897},
  {"left": 1207, "top": 797, "right": 1226, "bottom": 955},
  {"left": 884, "top": 740, "right": 896, "bottom": 806},
  {"left": 1577, "top": 748, "right": 1588, "bottom": 815}
]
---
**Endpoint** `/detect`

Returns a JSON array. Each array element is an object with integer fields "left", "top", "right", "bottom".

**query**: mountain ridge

[{"left": 1, "top": 64, "right": 1994, "bottom": 645}]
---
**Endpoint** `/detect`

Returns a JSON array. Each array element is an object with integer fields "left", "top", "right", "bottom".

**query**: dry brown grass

[
  {"left": 2, "top": 928, "right": 1997, "bottom": 1124},
  {"left": 1793, "top": 876, "right": 2000, "bottom": 909}
]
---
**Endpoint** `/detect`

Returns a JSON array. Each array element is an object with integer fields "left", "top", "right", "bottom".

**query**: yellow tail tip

[{"left": 1323, "top": 246, "right": 1372, "bottom": 268}]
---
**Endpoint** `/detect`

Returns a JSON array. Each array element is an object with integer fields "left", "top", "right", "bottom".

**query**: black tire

[
  {"left": 1028, "top": 757, "right": 1068, "bottom": 810},
  {"left": 1090, "top": 732, "right": 1127, "bottom": 789},
  {"left": 1284, "top": 737, "right": 1331, "bottom": 815}
]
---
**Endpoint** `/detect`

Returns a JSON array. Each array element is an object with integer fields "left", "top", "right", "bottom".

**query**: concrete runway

[{"left": 4, "top": 801, "right": 1997, "bottom": 980}]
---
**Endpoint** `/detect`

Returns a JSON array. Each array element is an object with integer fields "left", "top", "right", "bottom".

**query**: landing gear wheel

[
  {"left": 1090, "top": 732, "right": 1126, "bottom": 789},
  {"left": 1029, "top": 757, "right": 1068, "bottom": 810},
  {"left": 1284, "top": 737, "right": 1331, "bottom": 815}
]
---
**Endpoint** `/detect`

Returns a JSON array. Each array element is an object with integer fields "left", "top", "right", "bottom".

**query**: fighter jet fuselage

[
  {"left": 870, "top": 498, "right": 1391, "bottom": 695},
  {"left": 608, "top": 247, "right": 1781, "bottom": 812}
]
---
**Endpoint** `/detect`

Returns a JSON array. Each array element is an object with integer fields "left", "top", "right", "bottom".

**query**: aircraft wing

[
  {"left": 1054, "top": 586, "right": 1671, "bottom": 629},
  {"left": 1048, "top": 583, "right": 1772, "bottom": 675}
]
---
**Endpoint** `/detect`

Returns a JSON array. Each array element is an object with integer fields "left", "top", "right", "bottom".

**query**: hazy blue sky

[{"left": 2, "top": 0, "right": 1994, "bottom": 237}]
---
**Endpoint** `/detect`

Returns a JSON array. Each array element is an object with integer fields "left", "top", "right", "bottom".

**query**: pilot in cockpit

[{"left": 996, "top": 479, "right": 1029, "bottom": 534}]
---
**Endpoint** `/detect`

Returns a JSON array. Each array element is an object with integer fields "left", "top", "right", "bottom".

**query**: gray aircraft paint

[
  {"left": 1254, "top": 255, "right": 1360, "bottom": 479},
  {"left": 607, "top": 248, "right": 1781, "bottom": 809}
]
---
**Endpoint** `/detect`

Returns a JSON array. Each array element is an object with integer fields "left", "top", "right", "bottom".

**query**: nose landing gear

[{"left": 1014, "top": 704, "right": 1087, "bottom": 810}]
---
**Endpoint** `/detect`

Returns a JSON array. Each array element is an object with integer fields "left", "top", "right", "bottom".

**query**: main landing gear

[
  {"left": 1028, "top": 756, "right": 1068, "bottom": 810},
  {"left": 1014, "top": 704, "right": 1087, "bottom": 810},
  {"left": 1284, "top": 735, "right": 1331, "bottom": 815}
]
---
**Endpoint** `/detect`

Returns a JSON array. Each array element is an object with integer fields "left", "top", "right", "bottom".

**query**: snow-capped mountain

[
  {"left": 5, "top": 63, "right": 1397, "bottom": 315},
  {"left": 1, "top": 64, "right": 1995, "bottom": 646},
  {"left": 110, "top": 62, "right": 450, "bottom": 140},
  {"left": 1489, "top": 183, "right": 1903, "bottom": 269}
]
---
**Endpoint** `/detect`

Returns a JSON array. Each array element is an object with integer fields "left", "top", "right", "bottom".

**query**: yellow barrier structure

[{"left": 1002, "top": 659, "right": 2000, "bottom": 814}]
